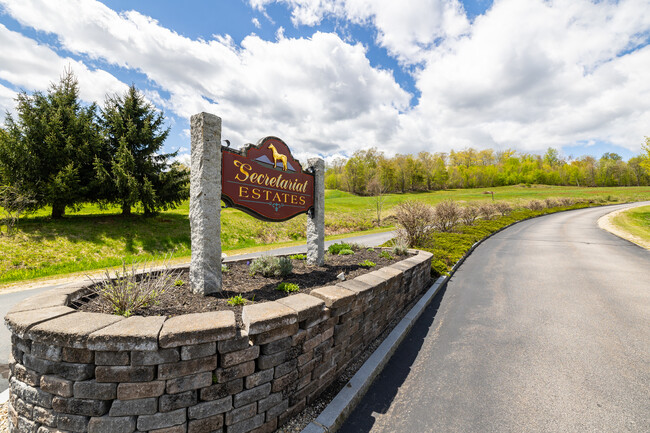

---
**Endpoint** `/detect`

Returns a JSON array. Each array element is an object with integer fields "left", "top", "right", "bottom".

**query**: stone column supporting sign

[
  {"left": 307, "top": 157, "right": 325, "bottom": 266},
  {"left": 189, "top": 112, "right": 222, "bottom": 294}
]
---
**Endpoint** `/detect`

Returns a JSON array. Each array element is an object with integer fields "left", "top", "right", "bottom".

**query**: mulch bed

[{"left": 78, "top": 248, "right": 410, "bottom": 326}]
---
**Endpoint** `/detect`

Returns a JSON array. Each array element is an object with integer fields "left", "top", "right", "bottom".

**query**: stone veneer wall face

[{"left": 4, "top": 250, "right": 432, "bottom": 433}]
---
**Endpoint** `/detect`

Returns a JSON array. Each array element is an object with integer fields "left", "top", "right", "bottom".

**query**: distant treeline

[{"left": 325, "top": 146, "right": 650, "bottom": 194}]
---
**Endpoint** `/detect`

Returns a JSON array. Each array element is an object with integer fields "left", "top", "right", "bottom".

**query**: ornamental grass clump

[
  {"left": 249, "top": 255, "right": 293, "bottom": 277},
  {"left": 89, "top": 259, "right": 176, "bottom": 317}
]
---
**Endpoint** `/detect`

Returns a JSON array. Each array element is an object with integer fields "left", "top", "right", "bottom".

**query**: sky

[{"left": 0, "top": 0, "right": 649, "bottom": 165}]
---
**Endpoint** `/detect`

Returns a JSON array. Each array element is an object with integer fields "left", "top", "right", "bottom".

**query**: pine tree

[
  {"left": 0, "top": 69, "right": 101, "bottom": 218},
  {"left": 96, "top": 85, "right": 188, "bottom": 216}
]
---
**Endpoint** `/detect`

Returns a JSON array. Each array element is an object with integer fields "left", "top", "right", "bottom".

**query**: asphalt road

[
  {"left": 0, "top": 230, "right": 396, "bottom": 394},
  {"left": 340, "top": 203, "right": 650, "bottom": 433}
]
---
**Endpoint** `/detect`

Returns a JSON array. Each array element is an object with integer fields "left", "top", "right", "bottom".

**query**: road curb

[
  {"left": 0, "top": 388, "right": 8, "bottom": 405},
  {"left": 300, "top": 201, "right": 639, "bottom": 433}
]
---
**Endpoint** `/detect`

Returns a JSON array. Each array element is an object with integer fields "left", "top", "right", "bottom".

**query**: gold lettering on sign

[{"left": 231, "top": 159, "right": 309, "bottom": 193}]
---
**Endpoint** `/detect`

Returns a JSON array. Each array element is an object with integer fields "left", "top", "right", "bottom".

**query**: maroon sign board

[{"left": 222, "top": 137, "right": 315, "bottom": 222}]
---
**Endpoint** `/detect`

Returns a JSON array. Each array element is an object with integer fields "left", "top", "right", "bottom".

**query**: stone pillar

[
  {"left": 190, "top": 112, "right": 222, "bottom": 294},
  {"left": 307, "top": 158, "right": 325, "bottom": 266}
]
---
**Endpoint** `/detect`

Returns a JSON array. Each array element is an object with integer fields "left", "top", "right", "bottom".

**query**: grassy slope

[
  {"left": 0, "top": 185, "right": 648, "bottom": 285},
  {"left": 610, "top": 205, "right": 650, "bottom": 244}
]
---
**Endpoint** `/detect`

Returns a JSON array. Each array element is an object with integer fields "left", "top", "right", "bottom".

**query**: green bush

[
  {"left": 328, "top": 243, "right": 351, "bottom": 254},
  {"left": 289, "top": 254, "right": 307, "bottom": 260},
  {"left": 249, "top": 256, "right": 293, "bottom": 277},
  {"left": 338, "top": 248, "right": 354, "bottom": 255},
  {"left": 276, "top": 282, "right": 300, "bottom": 293},
  {"left": 379, "top": 251, "right": 394, "bottom": 260},
  {"left": 227, "top": 295, "right": 247, "bottom": 306},
  {"left": 358, "top": 260, "right": 376, "bottom": 267}
]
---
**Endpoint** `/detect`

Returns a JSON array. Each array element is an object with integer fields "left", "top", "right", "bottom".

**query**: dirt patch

[{"left": 77, "top": 248, "right": 410, "bottom": 326}]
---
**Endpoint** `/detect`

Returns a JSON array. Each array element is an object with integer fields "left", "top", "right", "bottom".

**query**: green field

[
  {"left": 1, "top": 185, "right": 648, "bottom": 286},
  {"left": 610, "top": 205, "right": 650, "bottom": 247}
]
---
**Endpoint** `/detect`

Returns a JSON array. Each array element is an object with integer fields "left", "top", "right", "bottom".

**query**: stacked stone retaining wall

[{"left": 4, "top": 249, "right": 432, "bottom": 433}]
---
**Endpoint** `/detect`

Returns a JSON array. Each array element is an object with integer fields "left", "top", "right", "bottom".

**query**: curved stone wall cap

[
  {"left": 336, "top": 279, "right": 374, "bottom": 295},
  {"left": 389, "top": 260, "right": 419, "bottom": 272},
  {"left": 8, "top": 292, "right": 69, "bottom": 314},
  {"left": 414, "top": 249, "right": 434, "bottom": 260},
  {"left": 373, "top": 266, "right": 403, "bottom": 279},
  {"left": 159, "top": 311, "right": 236, "bottom": 348},
  {"left": 88, "top": 315, "right": 167, "bottom": 352},
  {"left": 28, "top": 312, "right": 124, "bottom": 348},
  {"left": 354, "top": 272, "right": 390, "bottom": 288},
  {"left": 242, "top": 301, "right": 298, "bottom": 335},
  {"left": 4, "top": 305, "right": 75, "bottom": 338},
  {"left": 276, "top": 293, "right": 325, "bottom": 322},
  {"left": 309, "top": 286, "right": 356, "bottom": 309}
]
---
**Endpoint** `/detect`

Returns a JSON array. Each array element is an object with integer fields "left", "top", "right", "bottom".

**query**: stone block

[
  {"left": 165, "top": 372, "right": 212, "bottom": 395},
  {"left": 181, "top": 342, "right": 216, "bottom": 360},
  {"left": 259, "top": 337, "right": 291, "bottom": 356},
  {"left": 131, "top": 348, "right": 179, "bottom": 366},
  {"left": 245, "top": 368, "right": 274, "bottom": 389},
  {"left": 95, "top": 365, "right": 154, "bottom": 383},
  {"left": 57, "top": 413, "right": 90, "bottom": 432},
  {"left": 200, "top": 378, "right": 243, "bottom": 401},
  {"left": 12, "top": 378, "right": 53, "bottom": 408},
  {"left": 52, "top": 396, "right": 110, "bottom": 417},
  {"left": 276, "top": 294, "right": 325, "bottom": 323},
  {"left": 137, "top": 408, "right": 186, "bottom": 431},
  {"left": 13, "top": 397, "right": 33, "bottom": 418},
  {"left": 109, "top": 398, "right": 158, "bottom": 416},
  {"left": 265, "top": 398, "right": 288, "bottom": 419},
  {"left": 242, "top": 302, "right": 297, "bottom": 336},
  {"left": 225, "top": 402, "right": 257, "bottom": 425},
  {"left": 61, "top": 347, "right": 94, "bottom": 364},
  {"left": 217, "top": 331, "right": 249, "bottom": 354},
  {"left": 233, "top": 383, "right": 271, "bottom": 408},
  {"left": 16, "top": 415, "right": 38, "bottom": 433},
  {"left": 220, "top": 345, "right": 259, "bottom": 368},
  {"left": 150, "top": 425, "right": 188, "bottom": 433},
  {"left": 256, "top": 351, "right": 286, "bottom": 370},
  {"left": 271, "top": 370, "right": 299, "bottom": 393},
  {"left": 28, "top": 312, "right": 123, "bottom": 349},
  {"left": 12, "top": 364, "right": 40, "bottom": 387},
  {"left": 274, "top": 359, "right": 297, "bottom": 379},
  {"left": 187, "top": 414, "right": 224, "bottom": 433},
  {"left": 95, "top": 351, "right": 130, "bottom": 366},
  {"left": 22, "top": 354, "right": 56, "bottom": 375},
  {"left": 88, "top": 415, "right": 136, "bottom": 433},
  {"left": 159, "top": 390, "right": 197, "bottom": 412},
  {"left": 74, "top": 380, "right": 117, "bottom": 400},
  {"left": 5, "top": 306, "right": 74, "bottom": 338},
  {"left": 57, "top": 362, "right": 95, "bottom": 381},
  {"left": 252, "top": 418, "right": 277, "bottom": 433},
  {"left": 88, "top": 316, "right": 166, "bottom": 351},
  {"left": 214, "top": 360, "right": 255, "bottom": 383},
  {"left": 117, "top": 381, "right": 165, "bottom": 400},
  {"left": 249, "top": 323, "right": 299, "bottom": 345},
  {"left": 257, "top": 392, "right": 282, "bottom": 413},
  {"left": 227, "top": 413, "right": 264, "bottom": 433},
  {"left": 188, "top": 396, "right": 232, "bottom": 419},
  {"left": 309, "top": 286, "right": 356, "bottom": 309},
  {"left": 33, "top": 406, "right": 56, "bottom": 427},
  {"left": 40, "top": 375, "right": 73, "bottom": 398},
  {"left": 158, "top": 355, "right": 217, "bottom": 380},
  {"left": 159, "top": 311, "right": 236, "bottom": 348},
  {"left": 31, "top": 342, "right": 62, "bottom": 361}
]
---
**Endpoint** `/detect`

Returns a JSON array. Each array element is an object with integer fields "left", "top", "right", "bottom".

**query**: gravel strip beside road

[{"left": 0, "top": 402, "right": 8, "bottom": 433}]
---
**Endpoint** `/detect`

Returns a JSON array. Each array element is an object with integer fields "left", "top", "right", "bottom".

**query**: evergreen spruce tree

[
  {"left": 96, "top": 85, "right": 188, "bottom": 216},
  {"left": 0, "top": 70, "right": 101, "bottom": 218}
]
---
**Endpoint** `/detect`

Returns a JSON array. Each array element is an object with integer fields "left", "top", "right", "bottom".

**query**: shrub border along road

[{"left": 300, "top": 201, "right": 639, "bottom": 433}]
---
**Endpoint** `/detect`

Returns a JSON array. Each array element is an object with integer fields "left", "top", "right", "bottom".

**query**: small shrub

[
  {"left": 89, "top": 259, "right": 176, "bottom": 317},
  {"left": 249, "top": 256, "right": 293, "bottom": 277},
  {"left": 289, "top": 254, "right": 307, "bottom": 260},
  {"left": 227, "top": 295, "right": 247, "bottom": 306},
  {"left": 338, "top": 248, "right": 354, "bottom": 255},
  {"left": 358, "top": 260, "right": 376, "bottom": 267},
  {"left": 348, "top": 242, "right": 364, "bottom": 251},
  {"left": 526, "top": 199, "right": 544, "bottom": 211},
  {"left": 558, "top": 197, "right": 574, "bottom": 206},
  {"left": 460, "top": 203, "right": 480, "bottom": 226},
  {"left": 221, "top": 264, "right": 229, "bottom": 273},
  {"left": 276, "top": 282, "right": 300, "bottom": 293},
  {"left": 394, "top": 200, "right": 436, "bottom": 247},
  {"left": 379, "top": 251, "right": 394, "bottom": 260},
  {"left": 433, "top": 199, "right": 461, "bottom": 232},
  {"left": 328, "top": 243, "right": 352, "bottom": 254},
  {"left": 478, "top": 202, "right": 496, "bottom": 220},
  {"left": 173, "top": 279, "right": 184, "bottom": 287},
  {"left": 494, "top": 202, "right": 512, "bottom": 216},
  {"left": 544, "top": 198, "right": 558, "bottom": 208}
]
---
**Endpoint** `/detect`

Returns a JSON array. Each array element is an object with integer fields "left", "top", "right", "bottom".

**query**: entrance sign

[
  {"left": 222, "top": 137, "right": 314, "bottom": 222},
  {"left": 189, "top": 112, "right": 324, "bottom": 296}
]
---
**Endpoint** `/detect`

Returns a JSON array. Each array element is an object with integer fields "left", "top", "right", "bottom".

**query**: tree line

[
  {"left": 326, "top": 144, "right": 650, "bottom": 195},
  {"left": 0, "top": 70, "right": 188, "bottom": 220}
]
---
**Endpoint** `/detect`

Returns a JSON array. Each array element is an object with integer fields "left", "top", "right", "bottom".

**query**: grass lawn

[
  {"left": 1, "top": 185, "right": 648, "bottom": 285},
  {"left": 610, "top": 205, "right": 650, "bottom": 245}
]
